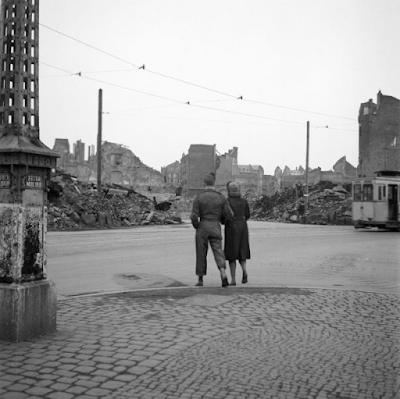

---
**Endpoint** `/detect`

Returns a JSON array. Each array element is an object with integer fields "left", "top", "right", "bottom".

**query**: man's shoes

[
  {"left": 221, "top": 277, "right": 229, "bottom": 287},
  {"left": 242, "top": 273, "right": 248, "bottom": 284},
  {"left": 195, "top": 280, "right": 203, "bottom": 287}
]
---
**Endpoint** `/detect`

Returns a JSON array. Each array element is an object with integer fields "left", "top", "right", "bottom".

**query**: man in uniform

[{"left": 190, "top": 172, "right": 234, "bottom": 287}]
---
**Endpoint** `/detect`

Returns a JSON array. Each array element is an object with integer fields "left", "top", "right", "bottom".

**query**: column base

[{"left": 0, "top": 280, "right": 57, "bottom": 342}]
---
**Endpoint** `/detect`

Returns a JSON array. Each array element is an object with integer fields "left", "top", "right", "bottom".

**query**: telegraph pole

[
  {"left": 97, "top": 89, "right": 102, "bottom": 194},
  {"left": 305, "top": 121, "right": 310, "bottom": 209}
]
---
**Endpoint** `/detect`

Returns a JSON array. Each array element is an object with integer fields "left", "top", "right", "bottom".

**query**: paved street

[
  {"left": 46, "top": 221, "right": 400, "bottom": 296},
  {"left": 0, "top": 222, "right": 399, "bottom": 399},
  {"left": 0, "top": 287, "right": 399, "bottom": 399}
]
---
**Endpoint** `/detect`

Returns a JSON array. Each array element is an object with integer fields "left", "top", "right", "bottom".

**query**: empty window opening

[
  {"left": 353, "top": 184, "right": 362, "bottom": 201},
  {"left": 378, "top": 185, "right": 387, "bottom": 201},
  {"left": 363, "top": 184, "right": 373, "bottom": 201}
]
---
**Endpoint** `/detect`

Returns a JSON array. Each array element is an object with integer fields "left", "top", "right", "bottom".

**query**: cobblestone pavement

[{"left": 0, "top": 287, "right": 399, "bottom": 399}]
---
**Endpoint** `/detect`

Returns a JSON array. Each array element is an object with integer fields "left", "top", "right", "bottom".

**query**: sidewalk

[{"left": 0, "top": 286, "right": 399, "bottom": 399}]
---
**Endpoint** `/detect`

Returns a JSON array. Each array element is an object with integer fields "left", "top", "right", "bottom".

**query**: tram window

[
  {"left": 353, "top": 184, "right": 362, "bottom": 200},
  {"left": 378, "top": 185, "right": 386, "bottom": 201},
  {"left": 363, "top": 184, "right": 373, "bottom": 201}
]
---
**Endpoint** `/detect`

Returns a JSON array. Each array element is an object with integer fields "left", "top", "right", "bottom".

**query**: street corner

[{"left": 113, "top": 272, "right": 188, "bottom": 290}]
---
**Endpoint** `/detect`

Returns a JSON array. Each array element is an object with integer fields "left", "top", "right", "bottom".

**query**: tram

[{"left": 352, "top": 171, "right": 400, "bottom": 230}]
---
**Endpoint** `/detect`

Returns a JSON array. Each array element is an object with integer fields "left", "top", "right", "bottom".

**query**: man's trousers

[{"left": 195, "top": 221, "right": 226, "bottom": 276}]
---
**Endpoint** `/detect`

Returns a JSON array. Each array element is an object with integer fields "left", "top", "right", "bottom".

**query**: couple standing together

[{"left": 190, "top": 172, "right": 250, "bottom": 287}]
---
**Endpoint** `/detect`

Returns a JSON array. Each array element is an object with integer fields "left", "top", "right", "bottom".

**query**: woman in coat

[{"left": 223, "top": 181, "right": 250, "bottom": 285}]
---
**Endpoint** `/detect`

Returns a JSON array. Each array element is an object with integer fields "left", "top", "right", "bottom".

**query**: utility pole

[
  {"left": 305, "top": 121, "right": 310, "bottom": 209},
  {"left": 97, "top": 89, "right": 102, "bottom": 194}
]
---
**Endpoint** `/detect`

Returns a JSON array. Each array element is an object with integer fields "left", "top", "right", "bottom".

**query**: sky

[{"left": 38, "top": 0, "right": 400, "bottom": 175}]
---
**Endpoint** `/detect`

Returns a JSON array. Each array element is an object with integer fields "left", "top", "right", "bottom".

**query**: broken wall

[{"left": 358, "top": 92, "right": 400, "bottom": 177}]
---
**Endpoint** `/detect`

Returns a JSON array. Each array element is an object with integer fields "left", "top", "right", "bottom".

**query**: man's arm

[{"left": 190, "top": 196, "right": 201, "bottom": 229}]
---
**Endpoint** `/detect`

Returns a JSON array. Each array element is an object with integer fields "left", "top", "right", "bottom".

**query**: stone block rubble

[
  {"left": 250, "top": 181, "right": 353, "bottom": 225},
  {"left": 46, "top": 173, "right": 354, "bottom": 230},
  {"left": 46, "top": 172, "right": 189, "bottom": 231}
]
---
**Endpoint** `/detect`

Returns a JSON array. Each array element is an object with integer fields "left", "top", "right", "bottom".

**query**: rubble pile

[
  {"left": 47, "top": 172, "right": 184, "bottom": 231},
  {"left": 249, "top": 182, "right": 353, "bottom": 225}
]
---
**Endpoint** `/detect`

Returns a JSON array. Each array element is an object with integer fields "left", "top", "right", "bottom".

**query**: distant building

[
  {"left": 161, "top": 161, "right": 181, "bottom": 184},
  {"left": 73, "top": 140, "right": 85, "bottom": 164},
  {"left": 333, "top": 156, "right": 357, "bottom": 177},
  {"left": 53, "top": 139, "right": 164, "bottom": 188},
  {"left": 235, "top": 164, "right": 264, "bottom": 197},
  {"left": 181, "top": 144, "right": 217, "bottom": 196},
  {"left": 53, "top": 139, "right": 70, "bottom": 168},
  {"left": 358, "top": 91, "right": 400, "bottom": 177},
  {"left": 93, "top": 141, "right": 163, "bottom": 187}
]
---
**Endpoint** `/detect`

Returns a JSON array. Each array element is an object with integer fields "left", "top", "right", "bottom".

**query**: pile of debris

[
  {"left": 249, "top": 181, "right": 353, "bottom": 225},
  {"left": 47, "top": 172, "right": 186, "bottom": 231}
]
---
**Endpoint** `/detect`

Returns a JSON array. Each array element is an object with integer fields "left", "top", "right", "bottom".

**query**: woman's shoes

[
  {"left": 230, "top": 282, "right": 236, "bottom": 286},
  {"left": 221, "top": 277, "right": 229, "bottom": 287},
  {"left": 242, "top": 273, "right": 248, "bottom": 284}
]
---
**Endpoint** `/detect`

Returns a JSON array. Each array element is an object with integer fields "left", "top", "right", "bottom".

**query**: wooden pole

[
  {"left": 305, "top": 121, "right": 310, "bottom": 209},
  {"left": 97, "top": 89, "right": 102, "bottom": 194}
]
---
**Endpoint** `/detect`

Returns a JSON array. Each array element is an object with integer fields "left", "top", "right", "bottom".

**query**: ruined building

[
  {"left": 89, "top": 141, "right": 163, "bottom": 187},
  {"left": 358, "top": 91, "right": 400, "bottom": 177},
  {"left": 161, "top": 160, "right": 181, "bottom": 184},
  {"left": 53, "top": 139, "right": 164, "bottom": 188},
  {"left": 180, "top": 144, "right": 217, "bottom": 196},
  {"left": 162, "top": 144, "right": 264, "bottom": 197}
]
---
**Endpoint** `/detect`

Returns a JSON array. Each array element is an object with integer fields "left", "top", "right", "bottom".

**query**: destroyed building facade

[
  {"left": 53, "top": 140, "right": 164, "bottom": 189},
  {"left": 162, "top": 145, "right": 265, "bottom": 197},
  {"left": 358, "top": 91, "right": 400, "bottom": 177},
  {"left": 161, "top": 143, "right": 356, "bottom": 198}
]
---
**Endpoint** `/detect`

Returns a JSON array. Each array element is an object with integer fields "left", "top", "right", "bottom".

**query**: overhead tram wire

[
  {"left": 40, "top": 62, "right": 184, "bottom": 105},
  {"left": 191, "top": 104, "right": 306, "bottom": 126},
  {"left": 144, "top": 68, "right": 238, "bottom": 99},
  {"left": 40, "top": 23, "right": 355, "bottom": 122},
  {"left": 41, "top": 62, "right": 358, "bottom": 132},
  {"left": 243, "top": 99, "right": 355, "bottom": 121},
  {"left": 40, "top": 23, "right": 141, "bottom": 69}
]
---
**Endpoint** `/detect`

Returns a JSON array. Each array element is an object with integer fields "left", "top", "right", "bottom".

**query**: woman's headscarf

[{"left": 227, "top": 181, "right": 240, "bottom": 198}]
